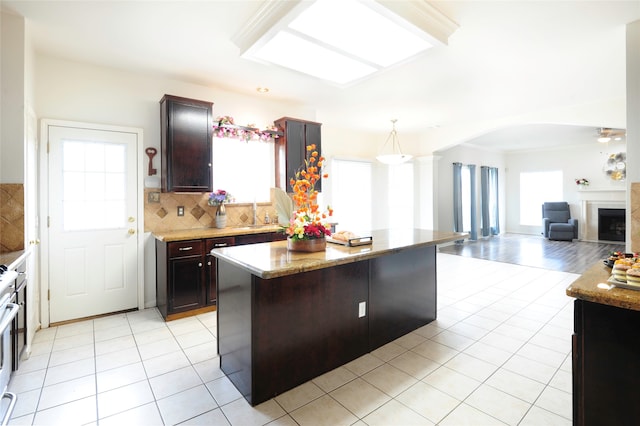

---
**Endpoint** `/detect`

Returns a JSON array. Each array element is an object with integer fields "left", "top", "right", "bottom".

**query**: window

[
  {"left": 331, "top": 158, "right": 372, "bottom": 233},
  {"left": 211, "top": 138, "right": 275, "bottom": 203},
  {"left": 62, "top": 140, "right": 126, "bottom": 231},
  {"left": 388, "top": 162, "right": 414, "bottom": 228},
  {"left": 520, "top": 171, "right": 562, "bottom": 226}
]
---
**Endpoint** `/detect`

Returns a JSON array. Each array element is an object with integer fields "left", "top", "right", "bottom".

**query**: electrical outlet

[
  {"left": 177, "top": 206, "right": 184, "bottom": 216},
  {"left": 358, "top": 301, "right": 366, "bottom": 318}
]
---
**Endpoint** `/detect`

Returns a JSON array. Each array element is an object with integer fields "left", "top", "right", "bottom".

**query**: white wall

[
  {"left": 506, "top": 141, "right": 626, "bottom": 235},
  {"left": 33, "top": 54, "right": 387, "bottom": 308},
  {"left": 435, "top": 140, "right": 627, "bottom": 238},
  {"left": 434, "top": 145, "right": 506, "bottom": 237},
  {"left": 0, "top": 12, "right": 25, "bottom": 183}
]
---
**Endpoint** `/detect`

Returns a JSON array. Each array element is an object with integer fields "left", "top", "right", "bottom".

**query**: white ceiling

[{"left": 3, "top": 0, "right": 639, "bottom": 151}]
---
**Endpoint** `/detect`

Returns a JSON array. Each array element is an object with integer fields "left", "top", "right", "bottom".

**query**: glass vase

[{"left": 215, "top": 203, "right": 227, "bottom": 228}]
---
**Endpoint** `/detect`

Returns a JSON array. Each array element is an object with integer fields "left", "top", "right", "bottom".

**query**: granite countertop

[
  {"left": 211, "top": 229, "right": 466, "bottom": 279},
  {"left": 566, "top": 261, "right": 640, "bottom": 311},
  {"left": 153, "top": 225, "right": 284, "bottom": 242},
  {"left": 0, "top": 249, "right": 30, "bottom": 270}
]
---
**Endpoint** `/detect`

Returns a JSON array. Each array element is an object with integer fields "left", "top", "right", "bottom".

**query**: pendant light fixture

[{"left": 376, "top": 119, "right": 412, "bottom": 164}]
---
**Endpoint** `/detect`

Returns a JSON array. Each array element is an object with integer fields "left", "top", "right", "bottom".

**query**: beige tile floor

[{"left": 8, "top": 253, "right": 575, "bottom": 425}]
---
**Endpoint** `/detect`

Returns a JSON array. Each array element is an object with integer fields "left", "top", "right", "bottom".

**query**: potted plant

[{"left": 208, "top": 189, "right": 234, "bottom": 228}]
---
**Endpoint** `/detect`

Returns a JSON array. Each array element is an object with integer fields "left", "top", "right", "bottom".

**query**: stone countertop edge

[
  {"left": 211, "top": 229, "right": 467, "bottom": 279},
  {"left": 0, "top": 248, "right": 31, "bottom": 270},
  {"left": 153, "top": 225, "right": 284, "bottom": 242},
  {"left": 566, "top": 261, "right": 640, "bottom": 311}
]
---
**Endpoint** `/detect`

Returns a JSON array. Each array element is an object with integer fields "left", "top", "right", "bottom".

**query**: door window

[{"left": 62, "top": 140, "right": 126, "bottom": 231}]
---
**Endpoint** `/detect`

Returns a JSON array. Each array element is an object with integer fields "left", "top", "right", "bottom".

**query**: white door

[
  {"left": 25, "top": 107, "right": 40, "bottom": 345},
  {"left": 45, "top": 122, "right": 142, "bottom": 324}
]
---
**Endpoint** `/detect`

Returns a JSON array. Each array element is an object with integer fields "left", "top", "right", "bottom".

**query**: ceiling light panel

[
  {"left": 233, "top": 0, "right": 458, "bottom": 85},
  {"left": 253, "top": 31, "right": 377, "bottom": 85},
  {"left": 288, "top": 0, "right": 433, "bottom": 67}
]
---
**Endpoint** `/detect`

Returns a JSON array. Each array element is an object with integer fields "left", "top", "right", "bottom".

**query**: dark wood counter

[
  {"left": 211, "top": 229, "right": 465, "bottom": 405},
  {"left": 567, "top": 261, "right": 640, "bottom": 425}
]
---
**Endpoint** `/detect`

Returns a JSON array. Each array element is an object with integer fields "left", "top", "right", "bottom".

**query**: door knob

[{"left": 128, "top": 229, "right": 136, "bottom": 235}]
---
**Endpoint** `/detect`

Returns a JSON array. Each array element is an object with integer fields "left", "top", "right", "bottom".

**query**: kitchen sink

[{"left": 234, "top": 225, "right": 279, "bottom": 230}]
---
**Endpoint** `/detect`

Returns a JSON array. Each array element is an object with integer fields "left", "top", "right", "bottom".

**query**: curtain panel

[
  {"left": 452, "top": 162, "right": 478, "bottom": 240},
  {"left": 453, "top": 162, "right": 463, "bottom": 234},
  {"left": 481, "top": 166, "right": 500, "bottom": 237}
]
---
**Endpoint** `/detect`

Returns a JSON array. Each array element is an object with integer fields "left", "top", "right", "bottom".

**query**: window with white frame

[
  {"left": 388, "top": 161, "right": 414, "bottom": 228},
  {"left": 331, "top": 158, "right": 372, "bottom": 234},
  {"left": 62, "top": 140, "right": 126, "bottom": 231},
  {"left": 520, "top": 170, "right": 563, "bottom": 226},
  {"left": 211, "top": 137, "right": 275, "bottom": 203}
]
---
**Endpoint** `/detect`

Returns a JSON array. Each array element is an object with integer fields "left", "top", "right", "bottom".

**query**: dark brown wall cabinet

[
  {"left": 156, "top": 232, "right": 286, "bottom": 320},
  {"left": 274, "top": 117, "right": 322, "bottom": 192},
  {"left": 160, "top": 94, "right": 213, "bottom": 192}
]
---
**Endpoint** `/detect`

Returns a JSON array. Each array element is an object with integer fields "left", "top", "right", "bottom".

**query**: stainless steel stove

[{"left": 0, "top": 265, "right": 19, "bottom": 425}]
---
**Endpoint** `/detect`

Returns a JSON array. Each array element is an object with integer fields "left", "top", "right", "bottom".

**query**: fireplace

[{"left": 598, "top": 208, "right": 625, "bottom": 242}]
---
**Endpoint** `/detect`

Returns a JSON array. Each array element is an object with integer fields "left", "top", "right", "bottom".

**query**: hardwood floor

[{"left": 437, "top": 233, "right": 625, "bottom": 274}]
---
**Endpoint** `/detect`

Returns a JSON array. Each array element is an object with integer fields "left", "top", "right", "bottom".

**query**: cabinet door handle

[
  {"left": 198, "top": 263, "right": 203, "bottom": 267},
  {"left": 214, "top": 243, "right": 228, "bottom": 247},
  {"left": 178, "top": 246, "right": 193, "bottom": 251},
  {"left": 207, "top": 261, "right": 211, "bottom": 266}
]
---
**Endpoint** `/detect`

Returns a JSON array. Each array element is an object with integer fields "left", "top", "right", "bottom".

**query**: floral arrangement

[
  {"left": 213, "top": 115, "right": 280, "bottom": 142},
  {"left": 575, "top": 178, "right": 590, "bottom": 186},
  {"left": 284, "top": 144, "right": 333, "bottom": 241},
  {"left": 208, "top": 189, "right": 234, "bottom": 206},
  {"left": 217, "top": 115, "right": 235, "bottom": 125}
]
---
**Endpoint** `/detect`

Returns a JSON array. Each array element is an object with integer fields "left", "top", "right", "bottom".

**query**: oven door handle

[
  {"left": 0, "top": 303, "right": 19, "bottom": 334},
  {"left": 0, "top": 392, "right": 16, "bottom": 426}
]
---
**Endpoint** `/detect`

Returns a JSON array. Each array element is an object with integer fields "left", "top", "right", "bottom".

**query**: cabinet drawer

[
  {"left": 235, "top": 234, "right": 269, "bottom": 245},
  {"left": 206, "top": 237, "right": 235, "bottom": 252},
  {"left": 168, "top": 240, "right": 204, "bottom": 258}
]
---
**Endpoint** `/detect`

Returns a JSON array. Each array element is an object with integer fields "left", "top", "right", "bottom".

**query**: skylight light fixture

[
  {"left": 233, "top": 0, "right": 458, "bottom": 86},
  {"left": 376, "top": 119, "right": 412, "bottom": 164}
]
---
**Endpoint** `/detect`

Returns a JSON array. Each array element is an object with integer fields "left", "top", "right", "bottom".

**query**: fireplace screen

[{"left": 598, "top": 208, "right": 625, "bottom": 242}]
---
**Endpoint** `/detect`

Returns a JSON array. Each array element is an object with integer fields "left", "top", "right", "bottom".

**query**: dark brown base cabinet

[
  {"left": 156, "top": 232, "right": 287, "bottom": 320},
  {"left": 156, "top": 239, "right": 207, "bottom": 319},
  {"left": 572, "top": 299, "right": 640, "bottom": 425},
  {"left": 218, "top": 244, "right": 437, "bottom": 406}
]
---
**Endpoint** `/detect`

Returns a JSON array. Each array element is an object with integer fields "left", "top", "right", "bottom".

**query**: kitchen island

[
  {"left": 566, "top": 262, "right": 640, "bottom": 425},
  {"left": 211, "top": 229, "right": 465, "bottom": 405}
]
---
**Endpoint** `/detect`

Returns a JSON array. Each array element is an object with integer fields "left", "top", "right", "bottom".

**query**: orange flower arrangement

[{"left": 285, "top": 144, "right": 333, "bottom": 241}]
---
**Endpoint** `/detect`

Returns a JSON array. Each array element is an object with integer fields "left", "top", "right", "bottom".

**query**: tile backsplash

[
  {"left": 0, "top": 183, "right": 24, "bottom": 253},
  {"left": 144, "top": 189, "right": 279, "bottom": 234}
]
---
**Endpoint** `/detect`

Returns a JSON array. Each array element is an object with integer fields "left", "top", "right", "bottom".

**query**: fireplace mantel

[{"left": 577, "top": 188, "right": 626, "bottom": 242}]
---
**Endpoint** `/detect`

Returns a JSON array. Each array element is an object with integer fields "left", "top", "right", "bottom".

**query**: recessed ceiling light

[
  {"left": 233, "top": 0, "right": 458, "bottom": 86},
  {"left": 256, "top": 87, "right": 270, "bottom": 93}
]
